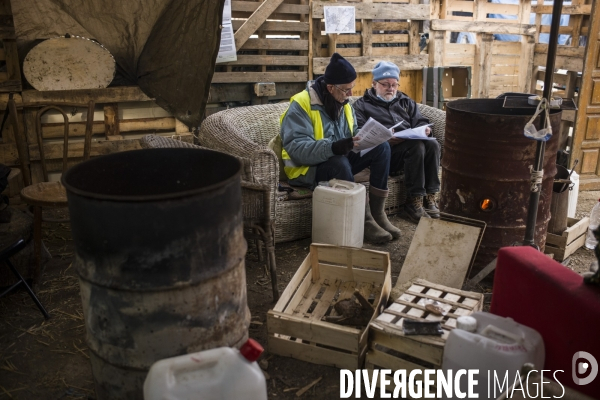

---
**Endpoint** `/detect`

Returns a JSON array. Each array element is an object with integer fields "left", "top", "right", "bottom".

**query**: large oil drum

[
  {"left": 441, "top": 99, "right": 562, "bottom": 270},
  {"left": 62, "top": 148, "right": 250, "bottom": 400}
]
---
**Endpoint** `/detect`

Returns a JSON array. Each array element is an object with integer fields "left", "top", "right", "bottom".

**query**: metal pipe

[{"left": 523, "top": 0, "right": 564, "bottom": 247}]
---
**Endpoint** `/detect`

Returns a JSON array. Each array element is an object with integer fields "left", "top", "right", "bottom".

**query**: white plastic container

[
  {"left": 143, "top": 339, "right": 268, "bottom": 400},
  {"left": 312, "top": 179, "right": 365, "bottom": 247},
  {"left": 567, "top": 170, "right": 579, "bottom": 218},
  {"left": 442, "top": 312, "right": 544, "bottom": 399}
]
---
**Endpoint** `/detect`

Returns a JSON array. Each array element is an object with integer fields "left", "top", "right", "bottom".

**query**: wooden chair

[{"left": 9, "top": 99, "right": 95, "bottom": 286}]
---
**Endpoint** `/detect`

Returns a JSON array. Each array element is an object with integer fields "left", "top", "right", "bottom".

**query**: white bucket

[
  {"left": 441, "top": 312, "right": 545, "bottom": 399},
  {"left": 144, "top": 340, "right": 267, "bottom": 400},
  {"left": 567, "top": 170, "right": 579, "bottom": 218},
  {"left": 312, "top": 179, "right": 365, "bottom": 248}
]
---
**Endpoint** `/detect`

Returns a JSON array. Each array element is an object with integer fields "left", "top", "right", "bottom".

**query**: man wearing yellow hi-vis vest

[{"left": 279, "top": 53, "right": 400, "bottom": 244}]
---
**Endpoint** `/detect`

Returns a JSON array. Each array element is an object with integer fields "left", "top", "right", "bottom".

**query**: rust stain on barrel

[{"left": 441, "top": 99, "right": 562, "bottom": 269}]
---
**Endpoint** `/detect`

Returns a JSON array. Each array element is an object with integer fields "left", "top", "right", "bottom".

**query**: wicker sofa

[{"left": 198, "top": 101, "right": 445, "bottom": 243}]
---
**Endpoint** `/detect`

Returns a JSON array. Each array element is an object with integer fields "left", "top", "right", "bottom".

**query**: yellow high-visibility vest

[{"left": 279, "top": 90, "right": 354, "bottom": 180}]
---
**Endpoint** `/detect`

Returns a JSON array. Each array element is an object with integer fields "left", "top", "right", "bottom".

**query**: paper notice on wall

[
  {"left": 216, "top": 0, "right": 237, "bottom": 63},
  {"left": 324, "top": 6, "right": 356, "bottom": 34}
]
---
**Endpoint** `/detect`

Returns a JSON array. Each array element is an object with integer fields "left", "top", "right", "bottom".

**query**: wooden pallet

[
  {"left": 211, "top": 0, "right": 310, "bottom": 84},
  {"left": 365, "top": 279, "right": 483, "bottom": 390},
  {"left": 545, "top": 216, "right": 590, "bottom": 261},
  {"left": 311, "top": 0, "right": 429, "bottom": 77},
  {"left": 531, "top": 0, "right": 591, "bottom": 151},
  {"left": 267, "top": 243, "right": 391, "bottom": 370}
]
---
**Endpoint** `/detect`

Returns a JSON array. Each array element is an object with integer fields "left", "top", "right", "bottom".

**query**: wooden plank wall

[
  {"left": 310, "top": 0, "right": 429, "bottom": 97},
  {"left": 213, "top": 0, "right": 310, "bottom": 85},
  {"left": 309, "top": 0, "right": 430, "bottom": 98},
  {"left": 430, "top": 0, "right": 535, "bottom": 98},
  {"left": 531, "top": 0, "right": 592, "bottom": 152}
]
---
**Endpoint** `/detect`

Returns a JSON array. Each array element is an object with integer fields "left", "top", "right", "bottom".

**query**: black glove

[{"left": 331, "top": 138, "right": 354, "bottom": 155}]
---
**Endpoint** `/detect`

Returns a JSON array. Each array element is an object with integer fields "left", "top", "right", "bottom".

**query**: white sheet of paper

[
  {"left": 393, "top": 124, "right": 436, "bottom": 140},
  {"left": 354, "top": 118, "right": 393, "bottom": 154},
  {"left": 324, "top": 6, "right": 356, "bottom": 34},
  {"left": 215, "top": 0, "right": 237, "bottom": 63}
]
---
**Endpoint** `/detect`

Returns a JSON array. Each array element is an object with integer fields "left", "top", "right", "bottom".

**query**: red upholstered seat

[{"left": 491, "top": 246, "right": 600, "bottom": 398}]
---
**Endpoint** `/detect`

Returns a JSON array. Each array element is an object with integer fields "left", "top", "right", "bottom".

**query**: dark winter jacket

[{"left": 353, "top": 88, "right": 429, "bottom": 130}]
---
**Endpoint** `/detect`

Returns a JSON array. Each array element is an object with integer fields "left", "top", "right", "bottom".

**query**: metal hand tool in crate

[{"left": 366, "top": 279, "right": 484, "bottom": 389}]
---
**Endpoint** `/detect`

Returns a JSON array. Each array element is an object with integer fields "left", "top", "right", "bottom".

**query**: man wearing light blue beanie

[{"left": 353, "top": 61, "right": 441, "bottom": 221}]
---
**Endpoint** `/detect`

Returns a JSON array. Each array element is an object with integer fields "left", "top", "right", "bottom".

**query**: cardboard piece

[{"left": 394, "top": 214, "right": 485, "bottom": 295}]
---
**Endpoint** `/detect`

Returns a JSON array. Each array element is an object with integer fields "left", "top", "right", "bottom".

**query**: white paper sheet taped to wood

[{"left": 23, "top": 36, "right": 115, "bottom": 91}]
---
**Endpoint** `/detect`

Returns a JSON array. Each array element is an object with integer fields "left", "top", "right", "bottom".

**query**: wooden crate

[
  {"left": 365, "top": 279, "right": 483, "bottom": 388},
  {"left": 545, "top": 216, "right": 590, "bottom": 261},
  {"left": 267, "top": 243, "right": 391, "bottom": 369}
]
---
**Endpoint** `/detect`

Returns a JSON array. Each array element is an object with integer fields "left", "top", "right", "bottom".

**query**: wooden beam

[
  {"left": 475, "top": 33, "right": 494, "bottom": 98},
  {"left": 309, "top": 8, "right": 320, "bottom": 80},
  {"left": 219, "top": 55, "right": 308, "bottom": 66},
  {"left": 103, "top": 104, "right": 120, "bottom": 139},
  {"left": 231, "top": 1, "right": 308, "bottom": 15},
  {"left": 3, "top": 39, "right": 21, "bottom": 92},
  {"left": 313, "top": 55, "right": 428, "bottom": 74},
  {"left": 231, "top": 20, "right": 309, "bottom": 32},
  {"left": 428, "top": 30, "right": 444, "bottom": 68},
  {"left": 519, "top": 35, "right": 535, "bottom": 94},
  {"left": 39, "top": 117, "right": 179, "bottom": 139},
  {"left": 408, "top": 0, "right": 420, "bottom": 56},
  {"left": 431, "top": 19, "right": 535, "bottom": 35},
  {"left": 235, "top": 0, "right": 286, "bottom": 51},
  {"left": 533, "top": 53, "right": 584, "bottom": 71},
  {"left": 0, "top": 80, "right": 21, "bottom": 92},
  {"left": 534, "top": 44, "right": 586, "bottom": 58},
  {"left": 21, "top": 86, "right": 152, "bottom": 103},
  {"left": 312, "top": 2, "right": 429, "bottom": 20},
  {"left": 361, "top": 0, "right": 373, "bottom": 57},
  {"left": 240, "top": 38, "right": 308, "bottom": 51},
  {"left": 532, "top": 4, "right": 592, "bottom": 15},
  {"left": 211, "top": 71, "right": 308, "bottom": 83}
]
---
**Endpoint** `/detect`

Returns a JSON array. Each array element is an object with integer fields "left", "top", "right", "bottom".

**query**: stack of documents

[{"left": 354, "top": 118, "right": 434, "bottom": 155}]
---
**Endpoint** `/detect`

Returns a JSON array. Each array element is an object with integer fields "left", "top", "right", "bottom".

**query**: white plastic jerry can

[
  {"left": 143, "top": 339, "right": 268, "bottom": 400},
  {"left": 312, "top": 179, "right": 366, "bottom": 248},
  {"left": 441, "top": 312, "right": 545, "bottom": 399}
]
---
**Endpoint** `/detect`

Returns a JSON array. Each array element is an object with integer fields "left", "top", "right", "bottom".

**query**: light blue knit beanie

[{"left": 372, "top": 61, "right": 400, "bottom": 81}]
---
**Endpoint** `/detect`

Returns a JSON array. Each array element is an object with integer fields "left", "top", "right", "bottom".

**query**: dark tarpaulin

[{"left": 27, "top": 0, "right": 225, "bottom": 127}]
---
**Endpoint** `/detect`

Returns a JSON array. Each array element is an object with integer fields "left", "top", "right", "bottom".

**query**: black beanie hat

[{"left": 323, "top": 53, "right": 357, "bottom": 85}]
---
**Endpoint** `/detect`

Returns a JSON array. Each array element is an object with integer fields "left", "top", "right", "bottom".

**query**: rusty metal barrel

[
  {"left": 441, "top": 99, "right": 562, "bottom": 270},
  {"left": 62, "top": 148, "right": 250, "bottom": 400}
]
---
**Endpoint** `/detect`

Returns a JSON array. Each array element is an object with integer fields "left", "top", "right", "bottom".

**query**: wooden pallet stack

[
  {"left": 311, "top": 0, "right": 429, "bottom": 96},
  {"left": 211, "top": 0, "right": 310, "bottom": 101},
  {"left": 530, "top": 0, "right": 592, "bottom": 152},
  {"left": 430, "top": 0, "right": 535, "bottom": 99}
]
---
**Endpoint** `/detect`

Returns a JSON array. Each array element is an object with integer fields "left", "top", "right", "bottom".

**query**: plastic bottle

[
  {"left": 585, "top": 198, "right": 600, "bottom": 249},
  {"left": 143, "top": 339, "right": 268, "bottom": 400}
]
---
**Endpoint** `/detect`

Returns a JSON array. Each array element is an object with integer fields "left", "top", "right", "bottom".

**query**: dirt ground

[{"left": 0, "top": 190, "right": 597, "bottom": 400}]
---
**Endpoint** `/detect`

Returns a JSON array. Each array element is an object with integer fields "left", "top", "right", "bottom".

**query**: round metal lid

[{"left": 23, "top": 36, "right": 115, "bottom": 91}]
